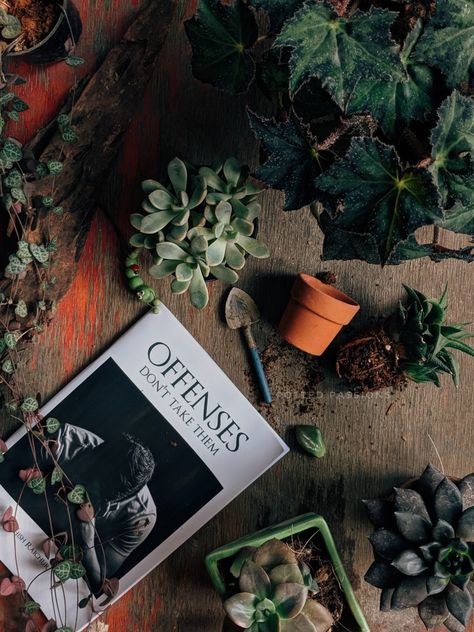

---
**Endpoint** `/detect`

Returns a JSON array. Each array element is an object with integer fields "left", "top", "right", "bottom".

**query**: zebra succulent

[
  {"left": 223, "top": 538, "right": 333, "bottom": 632},
  {"left": 364, "top": 464, "right": 474, "bottom": 631}
]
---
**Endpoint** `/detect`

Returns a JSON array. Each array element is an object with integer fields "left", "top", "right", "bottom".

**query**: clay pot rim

[
  {"left": 298, "top": 274, "right": 359, "bottom": 307},
  {"left": 7, "top": 0, "right": 68, "bottom": 58}
]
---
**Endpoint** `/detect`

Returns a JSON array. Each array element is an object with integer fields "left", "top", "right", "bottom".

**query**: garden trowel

[{"left": 225, "top": 288, "right": 272, "bottom": 404}]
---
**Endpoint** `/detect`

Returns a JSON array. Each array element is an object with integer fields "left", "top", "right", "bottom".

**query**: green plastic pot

[{"left": 205, "top": 512, "right": 369, "bottom": 632}]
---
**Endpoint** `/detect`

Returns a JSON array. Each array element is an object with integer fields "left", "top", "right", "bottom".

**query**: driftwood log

[{"left": 0, "top": 0, "right": 178, "bottom": 304}]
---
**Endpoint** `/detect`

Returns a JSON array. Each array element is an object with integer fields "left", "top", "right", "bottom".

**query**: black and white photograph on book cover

[{"left": 0, "top": 358, "right": 223, "bottom": 590}]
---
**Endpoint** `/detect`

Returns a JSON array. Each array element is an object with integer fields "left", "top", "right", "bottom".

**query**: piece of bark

[{"left": 0, "top": 0, "right": 178, "bottom": 304}]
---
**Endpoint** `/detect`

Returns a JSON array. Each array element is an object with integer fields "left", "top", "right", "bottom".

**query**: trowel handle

[{"left": 242, "top": 326, "right": 272, "bottom": 405}]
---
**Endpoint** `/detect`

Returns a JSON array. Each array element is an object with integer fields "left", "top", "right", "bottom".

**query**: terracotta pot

[
  {"left": 278, "top": 273, "right": 360, "bottom": 356},
  {"left": 8, "top": 0, "right": 82, "bottom": 64}
]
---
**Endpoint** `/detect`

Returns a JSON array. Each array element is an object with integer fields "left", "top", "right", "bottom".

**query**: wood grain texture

[{"left": 1, "top": 0, "right": 473, "bottom": 631}]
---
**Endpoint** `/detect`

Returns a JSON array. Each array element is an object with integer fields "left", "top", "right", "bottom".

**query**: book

[{"left": 0, "top": 306, "right": 288, "bottom": 630}]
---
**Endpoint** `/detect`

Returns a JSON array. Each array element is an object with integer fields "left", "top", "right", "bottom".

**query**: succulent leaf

[
  {"left": 435, "top": 478, "right": 463, "bottom": 525},
  {"left": 395, "top": 512, "right": 431, "bottom": 544},
  {"left": 433, "top": 520, "right": 456, "bottom": 543},
  {"left": 369, "top": 528, "right": 407, "bottom": 561},
  {"left": 394, "top": 488, "right": 432, "bottom": 524},
  {"left": 272, "top": 583, "right": 307, "bottom": 619},
  {"left": 457, "top": 508, "right": 474, "bottom": 540},
  {"left": 239, "top": 561, "right": 271, "bottom": 600},
  {"left": 459, "top": 475, "right": 474, "bottom": 510},
  {"left": 365, "top": 561, "right": 402, "bottom": 589},
  {"left": 418, "top": 593, "right": 449, "bottom": 629},
  {"left": 446, "top": 584, "right": 473, "bottom": 626},
  {"left": 189, "top": 266, "right": 209, "bottom": 310},
  {"left": 253, "top": 540, "right": 297, "bottom": 570},
  {"left": 168, "top": 157, "right": 188, "bottom": 196},
  {"left": 391, "top": 575, "right": 429, "bottom": 609},
  {"left": 269, "top": 564, "right": 304, "bottom": 587},
  {"left": 392, "top": 550, "right": 429, "bottom": 576},
  {"left": 224, "top": 592, "right": 259, "bottom": 627}
]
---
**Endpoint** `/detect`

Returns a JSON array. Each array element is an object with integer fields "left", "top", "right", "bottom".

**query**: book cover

[{"left": 0, "top": 306, "right": 288, "bottom": 630}]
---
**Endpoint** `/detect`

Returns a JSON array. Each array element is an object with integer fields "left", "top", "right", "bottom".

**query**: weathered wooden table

[{"left": 1, "top": 1, "right": 473, "bottom": 630}]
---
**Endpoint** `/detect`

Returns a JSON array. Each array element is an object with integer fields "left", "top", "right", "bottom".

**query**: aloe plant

[
  {"left": 223, "top": 538, "right": 333, "bottom": 631},
  {"left": 185, "top": 0, "right": 474, "bottom": 265},
  {"left": 364, "top": 464, "right": 474, "bottom": 631},
  {"left": 129, "top": 156, "right": 269, "bottom": 309}
]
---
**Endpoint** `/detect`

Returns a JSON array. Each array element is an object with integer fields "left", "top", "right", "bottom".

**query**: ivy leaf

[
  {"left": 415, "top": 0, "right": 474, "bottom": 88},
  {"left": 430, "top": 91, "right": 474, "bottom": 237},
  {"left": 275, "top": 3, "right": 403, "bottom": 108},
  {"left": 250, "top": 0, "right": 304, "bottom": 32},
  {"left": 248, "top": 109, "right": 332, "bottom": 211},
  {"left": 347, "top": 21, "right": 434, "bottom": 137},
  {"left": 184, "top": 0, "right": 258, "bottom": 94},
  {"left": 316, "top": 137, "right": 442, "bottom": 264}
]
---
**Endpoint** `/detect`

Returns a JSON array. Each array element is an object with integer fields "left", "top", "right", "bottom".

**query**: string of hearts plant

[
  {"left": 185, "top": 0, "right": 474, "bottom": 265},
  {"left": 0, "top": 43, "right": 119, "bottom": 632}
]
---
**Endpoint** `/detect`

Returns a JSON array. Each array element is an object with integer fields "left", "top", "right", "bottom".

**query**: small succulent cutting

[
  {"left": 128, "top": 157, "right": 269, "bottom": 309},
  {"left": 223, "top": 538, "right": 333, "bottom": 631},
  {"left": 336, "top": 285, "right": 474, "bottom": 391},
  {"left": 364, "top": 464, "right": 474, "bottom": 631}
]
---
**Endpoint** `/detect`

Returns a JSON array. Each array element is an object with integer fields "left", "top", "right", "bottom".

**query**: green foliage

[
  {"left": 45, "top": 417, "right": 60, "bottom": 433},
  {"left": 27, "top": 476, "right": 45, "bottom": 494},
  {"left": 0, "top": 9, "right": 21, "bottom": 40},
  {"left": 53, "top": 559, "right": 86, "bottom": 582},
  {"left": 223, "top": 539, "right": 333, "bottom": 631},
  {"left": 186, "top": 0, "right": 474, "bottom": 265},
  {"left": 185, "top": 0, "right": 258, "bottom": 94},
  {"left": 21, "top": 397, "right": 38, "bottom": 412},
  {"left": 295, "top": 425, "right": 326, "bottom": 458},
  {"left": 129, "top": 157, "right": 268, "bottom": 309},
  {"left": 397, "top": 285, "right": 474, "bottom": 386},
  {"left": 67, "top": 484, "right": 88, "bottom": 504}
]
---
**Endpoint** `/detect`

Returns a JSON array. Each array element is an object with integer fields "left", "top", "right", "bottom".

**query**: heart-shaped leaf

[
  {"left": 67, "top": 484, "right": 88, "bottom": 505},
  {"left": 45, "top": 417, "right": 60, "bottom": 434}
]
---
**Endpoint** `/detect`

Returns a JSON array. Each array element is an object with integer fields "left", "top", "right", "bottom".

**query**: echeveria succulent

[
  {"left": 131, "top": 157, "right": 207, "bottom": 245},
  {"left": 223, "top": 539, "right": 333, "bottom": 632},
  {"left": 128, "top": 156, "right": 269, "bottom": 309},
  {"left": 364, "top": 464, "right": 474, "bottom": 631}
]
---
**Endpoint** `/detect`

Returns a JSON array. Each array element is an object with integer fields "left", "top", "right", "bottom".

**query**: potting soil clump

[{"left": 10, "top": 0, "right": 59, "bottom": 50}]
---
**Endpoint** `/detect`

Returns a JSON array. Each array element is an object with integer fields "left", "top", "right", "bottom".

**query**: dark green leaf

[
  {"left": 364, "top": 561, "right": 401, "bottom": 589},
  {"left": 457, "top": 507, "right": 474, "bottom": 540},
  {"left": 347, "top": 21, "right": 434, "bottom": 137},
  {"left": 415, "top": 0, "right": 474, "bottom": 88},
  {"left": 391, "top": 550, "right": 428, "bottom": 576},
  {"left": 248, "top": 109, "right": 332, "bottom": 211},
  {"left": 316, "top": 137, "right": 442, "bottom": 264},
  {"left": 275, "top": 3, "right": 403, "bottom": 108},
  {"left": 53, "top": 560, "right": 71, "bottom": 582},
  {"left": 185, "top": 0, "right": 258, "bottom": 94},
  {"left": 27, "top": 476, "right": 45, "bottom": 494},
  {"left": 419, "top": 593, "right": 449, "bottom": 628},
  {"left": 392, "top": 575, "right": 429, "bottom": 609},
  {"left": 446, "top": 584, "right": 473, "bottom": 626},
  {"left": 67, "top": 484, "right": 88, "bottom": 504},
  {"left": 294, "top": 425, "right": 326, "bottom": 457},
  {"left": 435, "top": 478, "right": 463, "bottom": 525},
  {"left": 395, "top": 511, "right": 431, "bottom": 544},
  {"left": 432, "top": 519, "right": 455, "bottom": 543}
]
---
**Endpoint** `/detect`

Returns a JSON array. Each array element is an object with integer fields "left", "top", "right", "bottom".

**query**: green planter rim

[{"left": 205, "top": 512, "right": 370, "bottom": 632}]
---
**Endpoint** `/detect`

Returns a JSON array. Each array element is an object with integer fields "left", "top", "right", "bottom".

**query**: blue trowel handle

[{"left": 243, "top": 326, "right": 272, "bottom": 404}]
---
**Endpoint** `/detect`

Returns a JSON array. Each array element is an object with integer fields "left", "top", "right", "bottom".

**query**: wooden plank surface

[{"left": 1, "top": 0, "right": 473, "bottom": 631}]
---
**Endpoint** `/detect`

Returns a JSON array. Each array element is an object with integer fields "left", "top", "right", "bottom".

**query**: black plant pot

[{"left": 8, "top": 0, "right": 82, "bottom": 65}]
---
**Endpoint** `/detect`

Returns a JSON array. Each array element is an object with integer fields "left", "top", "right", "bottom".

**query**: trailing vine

[{"left": 0, "top": 41, "right": 118, "bottom": 632}]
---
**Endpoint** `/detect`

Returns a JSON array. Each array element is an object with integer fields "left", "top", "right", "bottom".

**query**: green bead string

[{"left": 125, "top": 250, "right": 160, "bottom": 314}]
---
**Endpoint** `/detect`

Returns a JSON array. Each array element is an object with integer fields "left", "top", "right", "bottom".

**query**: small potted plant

[
  {"left": 205, "top": 513, "right": 369, "bottom": 631},
  {"left": 278, "top": 273, "right": 360, "bottom": 356},
  {"left": 128, "top": 156, "right": 269, "bottom": 309},
  {"left": 364, "top": 463, "right": 474, "bottom": 631},
  {"left": 3, "top": 0, "right": 82, "bottom": 64},
  {"left": 336, "top": 285, "right": 474, "bottom": 391}
]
